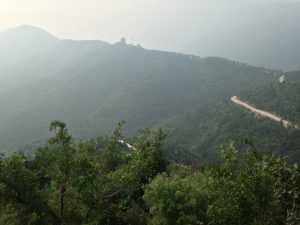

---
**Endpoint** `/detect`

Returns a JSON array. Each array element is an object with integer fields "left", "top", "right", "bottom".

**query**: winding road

[
  {"left": 231, "top": 96, "right": 298, "bottom": 129},
  {"left": 119, "top": 96, "right": 298, "bottom": 151}
]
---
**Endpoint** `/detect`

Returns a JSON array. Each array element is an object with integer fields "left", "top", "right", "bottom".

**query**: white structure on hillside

[{"left": 279, "top": 75, "right": 285, "bottom": 83}]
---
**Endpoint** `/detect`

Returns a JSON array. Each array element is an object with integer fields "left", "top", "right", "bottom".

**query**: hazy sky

[{"left": 0, "top": 0, "right": 299, "bottom": 51}]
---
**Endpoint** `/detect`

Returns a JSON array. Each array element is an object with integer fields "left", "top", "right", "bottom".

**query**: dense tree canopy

[{"left": 0, "top": 121, "right": 299, "bottom": 225}]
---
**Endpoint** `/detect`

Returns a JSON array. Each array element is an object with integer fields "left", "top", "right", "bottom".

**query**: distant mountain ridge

[
  {"left": 0, "top": 25, "right": 60, "bottom": 70},
  {"left": 183, "top": 7, "right": 300, "bottom": 72},
  {"left": 0, "top": 25, "right": 298, "bottom": 162}
]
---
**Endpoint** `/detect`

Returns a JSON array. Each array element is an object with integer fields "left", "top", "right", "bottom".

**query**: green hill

[
  {"left": 240, "top": 71, "right": 300, "bottom": 124},
  {"left": 164, "top": 72, "right": 300, "bottom": 162},
  {"left": 0, "top": 26, "right": 299, "bottom": 163}
]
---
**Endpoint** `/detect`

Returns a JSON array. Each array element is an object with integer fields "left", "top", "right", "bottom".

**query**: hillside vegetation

[
  {"left": 240, "top": 71, "right": 300, "bottom": 124},
  {"left": 0, "top": 25, "right": 279, "bottom": 157},
  {"left": 164, "top": 98, "right": 300, "bottom": 163},
  {"left": 0, "top": 25, "right": 299, "bottom": 163},
  {"left": 0, "top": 121, "right": 299, "bottom": 225},
  {"left": 164, "top": 71, "right": 300, "bottom": 162},
  {"left": 0, "top": 25, "right": 299, "bottom": 225}
]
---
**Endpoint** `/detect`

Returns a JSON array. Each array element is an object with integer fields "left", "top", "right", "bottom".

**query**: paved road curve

[{"left": 231, "top": 96, "right": 298, "bottom": 129}]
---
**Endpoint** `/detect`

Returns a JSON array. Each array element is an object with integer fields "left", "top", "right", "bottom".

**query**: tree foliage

[
  {"left": 0, "top": 121, "right": 299, "bottom": 225},
  {"left": 145, "top": 143, "right": 300, "bottom": 225}
]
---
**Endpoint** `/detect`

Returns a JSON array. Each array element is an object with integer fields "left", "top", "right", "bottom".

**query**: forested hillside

[
  {"left": 164, "top": 98, "right": 300, "bottom": 163},
  {"left": 0, "top": 25, "right": 299, "bottom": 164},
  {"left": 240, "top": 71, "right": 300, "bottom": 124},
  {"left": 0, "top": 26, "right": 279, "bottom": 156},
  {"left": 1, "top": 1, "right": 299, "bottom": 224},
  {"left": 164, "top": 71, "right": 300, "bottom": 162},
  {"left": 0, "top": 121, "right": 299, "bottom": 225}
]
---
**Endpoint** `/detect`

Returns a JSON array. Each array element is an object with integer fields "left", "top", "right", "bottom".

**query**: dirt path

[{"left": 231, "top": 96, "right": 298, "bottom": 129}]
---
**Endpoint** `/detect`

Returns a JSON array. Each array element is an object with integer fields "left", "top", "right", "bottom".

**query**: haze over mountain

[
  {"left": 0, "top": 25, "right": 299, "bottom": 162},
  {"left": 1, "top": 2, "right": 300, "bottom": 224},
  {"left": 0, "top": 25, "right": 59, "bottom": 69},
  {"left": 185, "top": 21, "right": 300, "bottom": 71},
  {"left": 1, "top": 0, "right": 299, "bottom": 70},
  {"left": 184, "top": 2, "right": 300, "bottom": 71}
]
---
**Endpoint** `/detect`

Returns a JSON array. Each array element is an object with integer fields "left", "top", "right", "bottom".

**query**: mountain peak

[
  {"left": 1, "top": 24, "right": 59, "bottom": 41},
  {"left": 0, "top": 25, "right": 60, "bottom": 65}
]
